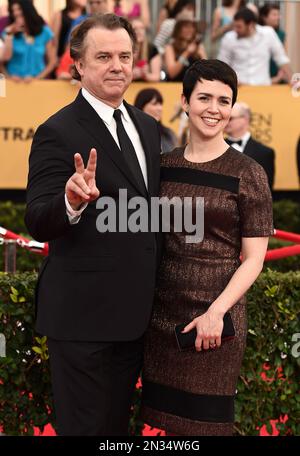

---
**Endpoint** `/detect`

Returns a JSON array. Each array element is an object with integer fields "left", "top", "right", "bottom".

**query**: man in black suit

[
  {"left": 225, "top": 102, "right": 275, "bottom": 189},
  {"left": 25, "top": 14, "right": 161, "bottom": 436}
]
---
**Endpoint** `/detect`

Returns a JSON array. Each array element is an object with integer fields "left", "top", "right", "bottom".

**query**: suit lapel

[{"left": 74, "top": 91, "right": 147, "bottom": 196}]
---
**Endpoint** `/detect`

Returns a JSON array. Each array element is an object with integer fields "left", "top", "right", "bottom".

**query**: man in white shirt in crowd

[{"left": 218, "top": 7, "right": 292, "bottom": 86}]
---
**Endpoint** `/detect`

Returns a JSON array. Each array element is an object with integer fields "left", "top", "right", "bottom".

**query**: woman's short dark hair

[
  {"left": 70, "top": 13, "right": 137, "bottom": 80},
  {"left": 182, "top": 59, "right": 238, "bottom": 106},
  {"left": 134, "top": 88, "right": 163, "bottom": 110}
]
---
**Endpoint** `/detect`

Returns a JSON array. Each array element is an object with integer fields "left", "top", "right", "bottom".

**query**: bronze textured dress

[{"left": 141, "top": 146, "right": 273, "bottom": 435}]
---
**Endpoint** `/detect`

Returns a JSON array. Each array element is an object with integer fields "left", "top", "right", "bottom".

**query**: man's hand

[{"left": 65, "top": 148, "right": 100, "bottom": 211}]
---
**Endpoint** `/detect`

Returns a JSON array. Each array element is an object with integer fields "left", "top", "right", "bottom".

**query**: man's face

[
  {"left": 75, "top": 27, "right": 134, "bottom": 107},
  {"left": 225, "top": 105, "right": 248, "bottom": 137},
  {"left": 88, "top": 0, "right": 108, "bottom": 15},
  {"left": 233, "top": 19, "right": 252, "bottom": 38}
]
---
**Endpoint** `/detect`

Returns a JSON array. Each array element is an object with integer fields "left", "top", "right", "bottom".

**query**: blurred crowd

[
  {"left": 0, "top": 0, "right": 296, "bottom": 180},
  {"left": 0, "top": 0, "right": 292, "bottom": 85}
]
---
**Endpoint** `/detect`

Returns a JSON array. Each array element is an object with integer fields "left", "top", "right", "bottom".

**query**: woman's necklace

[{"left": 24, "top": 33, "right": 34, "bottom": 44}]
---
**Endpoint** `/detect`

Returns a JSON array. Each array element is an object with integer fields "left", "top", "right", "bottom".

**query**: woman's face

[
  {"left": 176, "top": 24, "right": 196, "bottom": 52},
  {"left": 143, "top": 98, "right": 163, "bottom": 122},
  {"left": 11, "top": 3, "right": 25, "bottom": 28},
  {"left": 264, "top": 8, "right": 280, "bottom": 28},
  {"left": 177, "top": 5, "right": 195, "bottom": 20},
  {"left": 131, "top": 19, "right": 145, "bottom": 43},
  {"left": 182, "top": 79, "right": 233, "bottom": 139},
  {"left": 72, "top": 0, "right": 87, "bottom": 8}
]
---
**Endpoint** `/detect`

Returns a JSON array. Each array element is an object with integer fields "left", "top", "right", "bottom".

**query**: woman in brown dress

[{"left": 141, "top": 59, "right": 273, "bottom": 435}]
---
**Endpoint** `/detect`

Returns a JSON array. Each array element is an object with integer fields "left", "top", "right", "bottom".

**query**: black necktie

[
  {"left": 226, "top": 138, "right": 243, "bottom": 146},
  {"left": 113, "top": 109, "right": 146, "bottom": 194}
]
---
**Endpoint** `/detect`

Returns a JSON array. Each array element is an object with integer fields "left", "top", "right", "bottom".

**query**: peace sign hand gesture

[{"left": 65, "top": 148, "right": 100, "bottom": 211}]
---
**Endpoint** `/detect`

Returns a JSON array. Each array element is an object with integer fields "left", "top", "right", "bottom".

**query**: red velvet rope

[{"left": 0, "top": 226, "right": 299, "bottom": 260}]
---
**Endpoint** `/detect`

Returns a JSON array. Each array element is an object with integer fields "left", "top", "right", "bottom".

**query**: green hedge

[
  {"left": 1, "top": 199, "right": 299, "bottom": 273},
  {"left": 1, "top": 270, "right": 300, "bottom": 435},
  {"left": 0, "top": 202, "right": 42, "bottom": 273},
  {"left": 263, "top": 238, "right": 300, "bottom": 273},
  {"left": 273, "top": 200, "right": 300, "bottom": 234},
  {"left": 0, "top": 272, "right": 52, "bottom": 435}
]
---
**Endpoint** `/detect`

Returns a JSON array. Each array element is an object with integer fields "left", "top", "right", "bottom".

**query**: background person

[
  {"left": 164, "top": 19, "right": 207, "bottom": 81},
  {"left": 1, "top": 0, "right": 56, "bottom": 81},
  {"left": 154, "top": 0, "right": 195, "bottom": 55},
  {"left": 134, "top": 87, "right": 178, "bottom": 153},
  {"left": 56, "top": 0, "right": 110, "bottom": 80},
  {"left": 225, "top": 101, "right": 275, "bottom": 189},
  {"left": 218, "top": 7, "right": 291, "bottom": 86},
  {"left": 131, "top": 18, "right": 161, "bottom": 82},
  {"left": 259, "top": 2, "right": 286, "bottom": 84},
  {"left": 211, "top": 0, "right": 246, "bottom": 42},
  {"left": 50, "top": 0, "right": 87, "bottom": 60},
  {"left": 113, "top": 0, "right": 150, "bottom": 29},
  {"left": 156, "top": 0, "right": 178, "bottom": 33}
]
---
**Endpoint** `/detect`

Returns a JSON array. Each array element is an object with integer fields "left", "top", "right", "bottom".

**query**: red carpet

[{"left": 34, "top": 421, "right": 287, "bottom": 436}]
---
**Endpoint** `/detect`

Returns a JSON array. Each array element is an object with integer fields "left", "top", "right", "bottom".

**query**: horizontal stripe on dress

[
  {"left": 161, "top": 167, "right": 240, "bottom": 194},
  {"left": 142, "top": 379, "right": 235, "bottom": 423}
]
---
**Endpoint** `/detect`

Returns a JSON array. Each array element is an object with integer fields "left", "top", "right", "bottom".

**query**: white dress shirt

[
  {"left": 218, "top": 25, "right": 290, "bottom": 86},
  {"left": 227, "top": 131, "right": 251, "bottom": 153},
  {"left": 66, "top": 87, "right": 148, "bottom": 223}
]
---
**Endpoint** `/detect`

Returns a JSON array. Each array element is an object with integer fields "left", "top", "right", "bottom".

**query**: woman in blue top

[{"left": 1, "top": 0, "right": 56, "bottom": 81}]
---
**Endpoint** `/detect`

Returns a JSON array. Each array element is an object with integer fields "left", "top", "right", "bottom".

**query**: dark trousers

[{"left": 47, "top": 336, "right": 144, "bottom": 436}]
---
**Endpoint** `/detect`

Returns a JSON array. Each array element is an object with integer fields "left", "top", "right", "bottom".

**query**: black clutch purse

[{"left": 174, "top": 312, "right": 235, "bottom": 351}]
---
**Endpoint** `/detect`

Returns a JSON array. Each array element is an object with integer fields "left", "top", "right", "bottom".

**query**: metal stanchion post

[
  {"left": 0, "top": 333, "right": 6, "bottom": 358},
  {"left": 3, "top": 239, "right": 17, "bottom": 273}
]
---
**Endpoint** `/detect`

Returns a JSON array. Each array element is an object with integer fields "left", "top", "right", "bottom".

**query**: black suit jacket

[
  {"left": 243, "top": 136, "right": 275, "bottom": 190},
  {"left": 25, "top": 91, "right": 161, "bottom": 341}
]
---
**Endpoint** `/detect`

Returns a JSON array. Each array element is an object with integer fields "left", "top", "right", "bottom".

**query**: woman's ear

[{"left": 181, "top": 94, "right": 189, "bottom": 116}]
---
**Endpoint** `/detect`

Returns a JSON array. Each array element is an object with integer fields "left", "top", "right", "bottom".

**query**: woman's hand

[
  {"left": 182, "top": 309, "right": 224, "bottom": 352},
  {"left": 185, "top": 41, "right": 198, "bottom": 57},
  {"left": 132, "top": 66, "right": 143, "bottom": 80},
  {"left": 10, "top": 75, "right": 22, "bottom": 83},
  {"left": 5, "top": 22, "right": 23, "bottom": 35}
]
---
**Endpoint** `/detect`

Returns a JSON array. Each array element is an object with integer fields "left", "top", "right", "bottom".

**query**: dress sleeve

[
  {"left": 43, "top": 25, "right": 54, "bottom": 43},
  {"left": 238, "top": 160, "right": 274, "bottom": 237}
]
